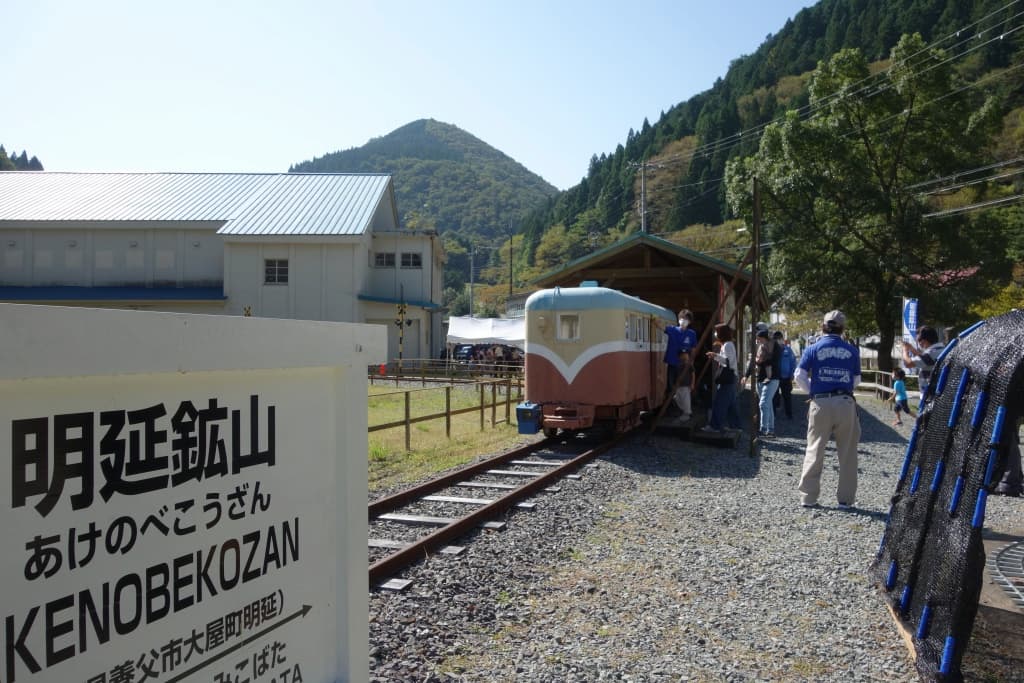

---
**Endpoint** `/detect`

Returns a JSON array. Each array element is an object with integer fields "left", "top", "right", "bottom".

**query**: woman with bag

[
  {"left": 702, "top": 323, "right": 741, "bottom": 433},
  {"left": 754, "top": 329, "right": 782, "bottom": 437}
]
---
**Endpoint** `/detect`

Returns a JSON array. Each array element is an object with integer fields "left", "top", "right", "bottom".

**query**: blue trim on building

[
  {"left": 357, "top": 293, "right": 442, "bottom": 310},
  {"left": 0, "top": 286, "right": 227, "bottom": 301}
]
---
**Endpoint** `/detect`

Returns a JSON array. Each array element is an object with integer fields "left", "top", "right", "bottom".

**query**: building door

[{"left": 366, "top": 318, "right": 420, "bottom": 364}]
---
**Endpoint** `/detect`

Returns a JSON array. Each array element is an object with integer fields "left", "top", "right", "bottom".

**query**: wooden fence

[
  {"left": 367, "top": 377, "right": 524, "bottom": 451},
  {"left": 368, "top": 357, "right": 523, "bottom": 387}
]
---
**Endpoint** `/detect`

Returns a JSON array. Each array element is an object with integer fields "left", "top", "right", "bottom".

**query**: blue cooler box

[{"left": 516, "top": 402, "right": 542, "bottom": 434}]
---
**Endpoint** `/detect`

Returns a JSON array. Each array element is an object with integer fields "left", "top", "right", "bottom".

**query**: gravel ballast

[{"left": 369, "top": 393, "right": 1024, "bottom": 682}]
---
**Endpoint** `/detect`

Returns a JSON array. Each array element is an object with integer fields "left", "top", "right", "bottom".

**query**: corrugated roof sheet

[
  {"left": 0, "top": 172, "right": 393, "bottom": 236},
  {"left": 0, "top": 286, "right": 226, "bottom": 301}
]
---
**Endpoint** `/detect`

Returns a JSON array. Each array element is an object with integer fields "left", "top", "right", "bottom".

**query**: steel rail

[
  {"left": 368, "top": 435, "right": 622, "bottom": 585},
  {"left": 368, "top": 439, "right": 549, "bottom": 518}
]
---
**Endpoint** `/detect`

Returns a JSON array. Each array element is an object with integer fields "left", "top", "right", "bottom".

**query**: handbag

[{"left": 718, "top": 363, "right": 736, "bottom": 385}]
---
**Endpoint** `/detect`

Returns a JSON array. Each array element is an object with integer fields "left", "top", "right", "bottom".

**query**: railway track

[{"left": 368, "top": 433, "right": 622, "bottom": 588}]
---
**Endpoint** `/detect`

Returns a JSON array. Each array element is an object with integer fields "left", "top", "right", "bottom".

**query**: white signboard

[{"left": 1, "top": 305, "right": 382, "bottom": 683}]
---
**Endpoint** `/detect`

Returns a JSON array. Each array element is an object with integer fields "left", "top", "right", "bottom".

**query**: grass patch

[{"left": 367, "top": 382, "right": 533, "bottom": 491}]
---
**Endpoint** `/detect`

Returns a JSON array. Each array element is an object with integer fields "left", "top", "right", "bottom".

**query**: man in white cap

[{"left": 793, "top": 310, "right": 861, "bottom": 509}]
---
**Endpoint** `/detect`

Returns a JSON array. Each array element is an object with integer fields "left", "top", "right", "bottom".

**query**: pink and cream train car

[{"left": 520, "top": 284, "right": 675, "bottom": 435}]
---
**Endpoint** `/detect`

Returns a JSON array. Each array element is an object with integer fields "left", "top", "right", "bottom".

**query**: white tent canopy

[{"left": 446, "top": 316, "right": 525, "bottom": 350}]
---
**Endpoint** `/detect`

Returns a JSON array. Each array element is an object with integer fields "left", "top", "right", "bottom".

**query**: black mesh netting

[{"left": 870, "top": 310, "right": 1024, "bottom": 682}]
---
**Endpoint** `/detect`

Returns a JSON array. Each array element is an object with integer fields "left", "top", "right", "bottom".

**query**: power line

[
  {"left": 916, "top": 167, "right": 1024, "bottom": 196},
  {"left": 906, "top": 156, "right": 1024, "bottom": 191},
  {"left": 585, "top": 5, "right": 1024, "bottom": 234},
  {"left": 635, "top": 5, "right": 1023, "bottom": 175},
  {"left": 923, "top": 192, "right": 1024, "bottom": 218}
]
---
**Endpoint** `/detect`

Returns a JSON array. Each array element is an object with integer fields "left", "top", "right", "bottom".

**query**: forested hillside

[
  {"left": 289, "top": 119, "right": 557, "bottom": 241},
  {"left": 520, "top": 0, "right": 1022, "bottom": 266},
  {"left": 0, "top": 145, "right": 43, "bottom": 171},
  {"left": 503, "top": 0, "right": 1023, "bottom": 336}
]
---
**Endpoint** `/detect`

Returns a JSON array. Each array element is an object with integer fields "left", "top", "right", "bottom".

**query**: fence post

[
  {"left": 479, "top": 382, "right": 485, "bottom": 431},
  {"left": 404, "top": 391, "right": 411, "bottom": 452},
  {"left": 505, "top": 379, "right": 511, "bottom": 425},
  {"left": 491, "top": 381, "right": 497, "bottom": 426},
  {"left": 445, "top": 386, "right": 451, "bottom": 438}
]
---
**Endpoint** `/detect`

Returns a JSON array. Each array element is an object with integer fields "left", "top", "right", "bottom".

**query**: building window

[
  {"left": 374, "top": 252, "right": 395, "bottom": 267},
  {"left": 557, "top": 313, "right": 580, "bottom": 341},
  {"left": 264, "top": 258, "right": 289, "bottom": 284},
  {"left": 401, "top": 252, "right": 422, "bottom": 268}
]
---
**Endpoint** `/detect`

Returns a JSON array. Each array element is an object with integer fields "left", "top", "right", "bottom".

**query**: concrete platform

[
  {"left": 973, "top": 526, "right": 1024, "bottom": 674},
  {"left": 886, "top": 523, "right": 1024, "bottom": 677}
]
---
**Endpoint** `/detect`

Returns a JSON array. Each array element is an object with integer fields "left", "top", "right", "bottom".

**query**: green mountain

[
  {"left": 520, "top": 0, "right": 1023, "bottom": 267},
  {"left": 289, "top": 119, "right": 558, "bottom": 242}
]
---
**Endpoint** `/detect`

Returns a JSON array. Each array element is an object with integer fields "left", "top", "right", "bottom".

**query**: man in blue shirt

[
  {"left": 772, "top": 330, "right": 796, "bottom": 419},
  {"left": 794, "top": 310, "right": 861, "bottom": 509},
  {"left": 660, "top": 309, "right": 697, "bottom": 420}
]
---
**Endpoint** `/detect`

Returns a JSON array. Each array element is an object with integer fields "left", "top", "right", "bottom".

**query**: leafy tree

[
  {"left": 726, "top": 34, "right": 1008, "bottom": 371},
  {"left": 444, "top": 286, "right": 470, "bottom": 316}
]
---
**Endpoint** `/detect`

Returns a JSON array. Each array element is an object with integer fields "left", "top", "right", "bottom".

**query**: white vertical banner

[{"left": 902, "top": 297, "right": 918, "bottom": 343}]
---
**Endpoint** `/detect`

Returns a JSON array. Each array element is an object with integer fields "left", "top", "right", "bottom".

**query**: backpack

[{"left": 779, "top": 346, "right": 795, "bottom": 379}]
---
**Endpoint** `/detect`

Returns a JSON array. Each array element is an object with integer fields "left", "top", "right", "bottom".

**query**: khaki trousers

[{"left": 798, "top": 394, "right": 860, "bottom": 506}]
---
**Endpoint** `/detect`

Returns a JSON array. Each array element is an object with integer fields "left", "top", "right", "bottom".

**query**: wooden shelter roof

[{"left": 531, "top": 232, "right": 768, "bottom": 314}]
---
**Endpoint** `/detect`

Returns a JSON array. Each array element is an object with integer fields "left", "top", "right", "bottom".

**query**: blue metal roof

[
  {"left": 0, "top": 172, "right": 393, "bottom": 236},
  {"left": 0, "top": 286, "right": 226, "bottom": 301},
  {"left": 357, "top": 293, "right": 443, "bottom": 311}
]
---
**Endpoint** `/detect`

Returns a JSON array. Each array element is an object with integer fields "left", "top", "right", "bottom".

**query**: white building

[{"left": 0, "top": 172, "right": 444, "bottom": 361}]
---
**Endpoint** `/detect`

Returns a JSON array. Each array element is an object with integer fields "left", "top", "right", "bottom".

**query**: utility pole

[
  {"left": 469, "top": 246, "right": 475, "bottom": 319},
  {"left": 629, "top": 159, "right": 656, "bottom": 233},
  {"left": 640, "top": 161, "right": 647, "bottom": 233},
  {"left": 508, "top": 220, "right": 513, "bottom": 302},
  {"left": 750, "top": 177, "right": 762, "bottom": 457}
]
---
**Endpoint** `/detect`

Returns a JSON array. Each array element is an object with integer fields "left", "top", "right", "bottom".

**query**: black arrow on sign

[{"left": 165, "top": 604, "right": 312, "bottom": 683}]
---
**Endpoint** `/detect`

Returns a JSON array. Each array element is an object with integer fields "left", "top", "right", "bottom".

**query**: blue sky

[{"left": 4, "top": 0, "right": 813, "bottom": 190}]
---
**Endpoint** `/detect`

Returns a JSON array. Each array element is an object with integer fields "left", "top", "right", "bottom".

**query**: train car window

[{"left": 557, "top": 313, "right": 580, "bottom": 340}]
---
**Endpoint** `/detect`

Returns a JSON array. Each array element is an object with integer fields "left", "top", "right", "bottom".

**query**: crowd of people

[
  {"left": 444, "top": 343, "right": 523, "bottom": 375},
  {"left": 656, "top": 307, "right": 1023, "bottom": 506}
]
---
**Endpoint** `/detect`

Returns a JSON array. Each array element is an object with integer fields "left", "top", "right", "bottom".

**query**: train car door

[{"left": 649, "top": 314, "right": 661, "bottom": 408}]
